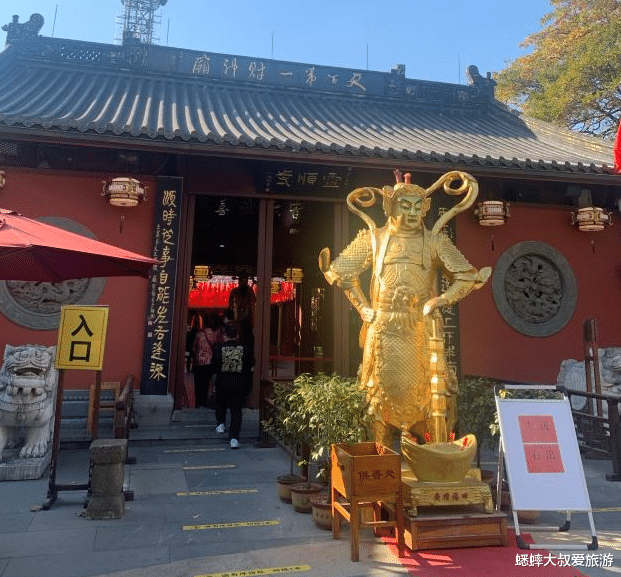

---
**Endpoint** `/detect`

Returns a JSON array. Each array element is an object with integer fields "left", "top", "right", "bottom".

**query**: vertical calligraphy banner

[
  {"left": 431, "top": 192, "right": 462, "bottom": 383},
  {"left": 140, "top": 177, "right": 184, "bottom": 395}
]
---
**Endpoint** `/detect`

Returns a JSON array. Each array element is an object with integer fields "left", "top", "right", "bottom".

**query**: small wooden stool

[{"left": 331, "top": 443, "right": 405, "bottom": 562}]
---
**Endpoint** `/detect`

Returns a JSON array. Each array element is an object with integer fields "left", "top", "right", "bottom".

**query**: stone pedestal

[
  {"left": 85, "top": 438, "right": 127, "bottom": 520},
  {"left": 0, "top": 449, "right": 51, "bottom": 481},
  {"left": 132, "top": 393, "right": 173, "bottom": 428}
]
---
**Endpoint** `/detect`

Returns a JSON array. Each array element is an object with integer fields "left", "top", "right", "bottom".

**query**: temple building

[{"left": 0, "top": 12, "right": 619, "bottom": 410}]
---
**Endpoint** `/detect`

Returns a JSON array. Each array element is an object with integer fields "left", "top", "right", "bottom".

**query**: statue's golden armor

[{"left": 320, "top": 171, "right": 491, "bottom": 446}]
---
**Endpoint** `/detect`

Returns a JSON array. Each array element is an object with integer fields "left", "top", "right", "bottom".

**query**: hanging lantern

[
  {"left": 474, "top": 200, "right": 510, "bottom": 226},
  {"left": 102, "top": 177, "right": 147, "bottom": 207},
  {"left": 571, "top": 207, "right": 612, "bottom": 232}
]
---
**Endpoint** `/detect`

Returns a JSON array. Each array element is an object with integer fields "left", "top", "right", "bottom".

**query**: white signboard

[{"left": 495, "top": 397, "right": 592, "bottom": 512}]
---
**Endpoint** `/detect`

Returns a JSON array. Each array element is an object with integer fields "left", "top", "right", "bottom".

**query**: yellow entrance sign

[{"left": 56, "top": 306, "right": 109, "bottom": 370}]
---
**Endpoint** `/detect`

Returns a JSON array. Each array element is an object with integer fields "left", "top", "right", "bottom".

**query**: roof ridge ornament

[
  {"left": 2, "top": 14, "right": 44, "bottom": 46},
  {"left": 466, "top": 65, "right": 496, "bottom": 98}
]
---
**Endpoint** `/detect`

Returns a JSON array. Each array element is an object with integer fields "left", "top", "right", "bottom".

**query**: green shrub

[
  {"left": 456, "top": 376, "right": 498, "bottom": 468},
  {"left": 263, "top": 373, "right": 373, "bottom": 480}
]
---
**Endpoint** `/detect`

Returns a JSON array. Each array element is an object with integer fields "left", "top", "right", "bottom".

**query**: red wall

[
  {"left": 0, "top": 169, "right": 155, "bottom": 390},
  {"left": 456, "top": 203, "right": 621, "bottom": 384},
  {"left": 4, "top": 166, "right": 619, "bottom": 390}
]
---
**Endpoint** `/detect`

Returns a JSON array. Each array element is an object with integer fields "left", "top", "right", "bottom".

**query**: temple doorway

[
  {"left": 268, "top": 200, "right": 335, "bottom": 380},
  {"left": 184, "top": 194, "right": 338, "bottom": 408},
  {"left": 185, "top": 196, "right": 259, "bottom": 408}
]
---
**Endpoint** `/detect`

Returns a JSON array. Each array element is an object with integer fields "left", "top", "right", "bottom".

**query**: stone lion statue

[{"left": 0, "top": 344, "right": 58, "bottom": 461}]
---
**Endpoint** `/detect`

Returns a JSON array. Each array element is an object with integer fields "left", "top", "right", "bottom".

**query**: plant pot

[
  {"left": 277, "top": 474, "right": 305, "bottom": 503},
  {"left": 489, "top": 478, "right": 516, "bottom": 510},
  {"left": 290, "top": 482, "right": 323, "bottom": 513},
  {"left": 310, "top": 493, "right": 332, "bottom": 530},
  {"left": 480, "top": 469, "right": 495, "bottom": 486},
  {"left": 517, "top": 510, "right": 541, "bottom": 524},
  {"left": 489, "top": 479, "right": 540, "bottom": 524}
]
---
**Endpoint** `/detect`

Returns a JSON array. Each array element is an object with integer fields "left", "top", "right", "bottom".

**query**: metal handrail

[{"left": 559, "top": 386, "right": 621, "bottom": 481}]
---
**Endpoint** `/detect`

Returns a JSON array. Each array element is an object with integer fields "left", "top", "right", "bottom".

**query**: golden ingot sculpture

[
  {"left": 319, "top": 170, "right": 491, "bottom": 481},
  {"left": 401, "top": 433, "right": 477, "bottom": 482}
]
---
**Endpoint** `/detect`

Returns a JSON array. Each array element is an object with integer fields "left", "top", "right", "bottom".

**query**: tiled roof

[{"left": 0, "top": 36, "right": 615, "bottom": 175}]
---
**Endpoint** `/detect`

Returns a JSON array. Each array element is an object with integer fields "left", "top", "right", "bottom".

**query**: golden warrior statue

[{"left": 319, "top": 171, "right": 491, "bottom": 447}]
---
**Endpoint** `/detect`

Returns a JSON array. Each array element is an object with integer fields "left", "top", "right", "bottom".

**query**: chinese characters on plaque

[
  {"left": 262, "top": 164, "right": 350, "bottom": 197},
  {"left": 140, "top": 177, "right": 183, "bottom": 395},
  {"left": 183, "top": 51, "right": 483, "bottom": 106},
  {"left": 357, "top": 468, "right": 398, "bottom": 483},
  {"left": 191, "top": 54, "right": 368, "bottom": 94},
  {"left": 433, "top": 199, "right": 461, "bottom": 381}
]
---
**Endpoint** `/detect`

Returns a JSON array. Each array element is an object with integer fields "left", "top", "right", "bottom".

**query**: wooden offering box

[
  {"left": 331, "top": 442, "right": 405, "bottom": 561},
  {"left": 331, "top": 442, "right": 401, "bottom": 499}
]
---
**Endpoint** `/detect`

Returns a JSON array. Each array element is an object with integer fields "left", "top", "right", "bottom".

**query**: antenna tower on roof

[{"left": 116, "top": 0, "right": 168, "bottom": 45}]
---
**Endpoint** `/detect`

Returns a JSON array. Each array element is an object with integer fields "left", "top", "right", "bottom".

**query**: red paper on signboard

[
  {"left": 524, "top": 443, "right": 565, "bottom": 474},
  {"left": 518, "top": 415, "right": 558, "bottom": 443},
  {"left": 519, "top": 414, "right": 564, "bottom": 473}
]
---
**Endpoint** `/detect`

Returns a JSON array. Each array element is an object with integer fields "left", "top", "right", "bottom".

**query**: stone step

[{"left": 60, "top": 389, "right": 116, "bottom": 444}]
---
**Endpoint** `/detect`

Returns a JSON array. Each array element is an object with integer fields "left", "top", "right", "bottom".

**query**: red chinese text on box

[
  {"left": 518, "top": 415, "right": 558, "bottom": 444},
  {"left": 524, "top": 443, "right": 565, "bottom": 474}
]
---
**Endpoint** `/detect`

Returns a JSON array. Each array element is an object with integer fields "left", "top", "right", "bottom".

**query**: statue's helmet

[{"left": 382, "top": 178, "right": 431, "bottom": 218}]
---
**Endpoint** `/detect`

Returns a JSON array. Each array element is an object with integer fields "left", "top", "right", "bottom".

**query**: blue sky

[{"left": 1, "top": 0, "right": 552, "bottom": 84}]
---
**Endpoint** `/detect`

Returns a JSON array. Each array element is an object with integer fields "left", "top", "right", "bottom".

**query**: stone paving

[{"left": 0, "top": 407, "right": 620, "bottom": 577}]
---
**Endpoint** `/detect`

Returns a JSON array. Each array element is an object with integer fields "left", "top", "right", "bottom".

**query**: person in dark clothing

[
  {"left": 186, "top": 313, "right": 199, "bottom": 372},
  {"left": 228, "top": 272, "right": 256, "bottom": 326},
  {"left": 212, "top": 323, "right": 253, "bottom": 448}
]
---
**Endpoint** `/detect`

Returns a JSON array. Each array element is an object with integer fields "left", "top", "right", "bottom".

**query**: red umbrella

[{"left": 0, "top": 208, "right": 158, "bottom": 281}]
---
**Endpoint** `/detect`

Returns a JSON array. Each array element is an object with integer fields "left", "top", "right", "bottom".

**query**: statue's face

[{"left": 393, "top": 195, "right": 425, "bottom": 231}]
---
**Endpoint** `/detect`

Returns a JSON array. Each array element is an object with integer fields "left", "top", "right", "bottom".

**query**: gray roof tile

[{"left": 0, "top": 37, "right": 615, "bottom": 174}]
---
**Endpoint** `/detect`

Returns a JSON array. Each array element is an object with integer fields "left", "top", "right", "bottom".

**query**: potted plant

[
  {"left": 456, "top": 375, "right": 498, "bottom": 473},
  {"left": 281, "top": 373, "right": 373, "bottom": 522},
  {"left": 261, "top": 381, "right": 305, "bottom": 503}
]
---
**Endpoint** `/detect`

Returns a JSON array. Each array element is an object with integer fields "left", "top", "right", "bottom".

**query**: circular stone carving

[
  {"left": 0, "top": 217, "right": 106, "bottom": 330},
  {"left": 492, "top": 241, "right": 577, "bottom": 337}
]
